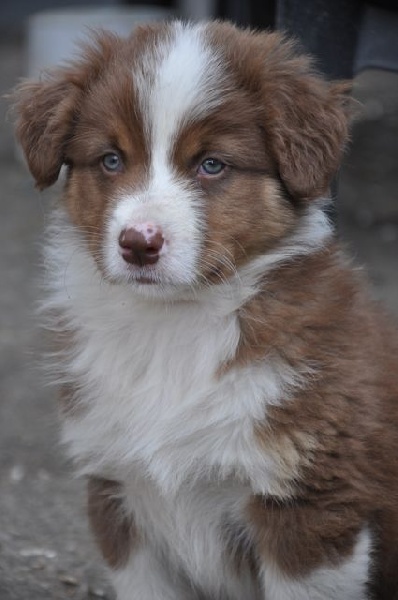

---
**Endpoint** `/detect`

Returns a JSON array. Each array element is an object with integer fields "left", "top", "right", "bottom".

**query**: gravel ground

[{"left": 0, "top": 34, "right": 397, "bottom": 600}]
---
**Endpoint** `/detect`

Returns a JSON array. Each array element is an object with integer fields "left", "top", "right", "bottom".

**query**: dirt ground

[{"left": 0, "top": 34, "right": 397, "bottom": 600}]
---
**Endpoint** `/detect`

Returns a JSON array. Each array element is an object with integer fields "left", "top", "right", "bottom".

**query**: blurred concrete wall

[{"left": 0, "top": 0, "right": 120, "bottom": 34}]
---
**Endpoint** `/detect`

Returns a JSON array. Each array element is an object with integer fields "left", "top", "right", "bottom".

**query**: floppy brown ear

[
  {"left": 267, "top": 73, "right": 350, "bottom": 202},
  {"left": 223, "top": 27, "right": 352, "bottom": 202},
  {"left": 12, "top": 75, "right": 81, "bottom": 190}
]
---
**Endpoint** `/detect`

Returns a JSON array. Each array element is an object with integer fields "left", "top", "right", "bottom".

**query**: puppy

[{"left": 13, "top": 20, "right": 398, "bottom": 600}]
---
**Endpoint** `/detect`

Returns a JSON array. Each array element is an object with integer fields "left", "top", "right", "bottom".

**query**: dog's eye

[
  {"left": 198, "top": 158, "right": 225, "bottom": 176},
  {"left": 102, "top": 153, "right": 123, "bottom": 173}
]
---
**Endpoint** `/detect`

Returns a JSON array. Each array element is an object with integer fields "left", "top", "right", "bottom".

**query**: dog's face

[{"left": 13, "top": 21, "right": 348, "bottom": 296}]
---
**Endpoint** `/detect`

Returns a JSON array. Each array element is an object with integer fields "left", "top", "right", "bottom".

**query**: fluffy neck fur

[{"left": 43, "top": 202, "right": 331, "bottom": 497}]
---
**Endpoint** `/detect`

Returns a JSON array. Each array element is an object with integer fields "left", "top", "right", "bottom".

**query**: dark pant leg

[{"left": 276, "top": 0, "right": 363, "bottom": 80}]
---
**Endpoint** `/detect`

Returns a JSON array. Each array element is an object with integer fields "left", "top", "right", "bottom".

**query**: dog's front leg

[
  {"left": 87, "top": 477, "right": 193, "bottom": 600},
  {"left": 110, "top": 546, "right": 196, "bottom": 600},
  {"left": 260, "top": 542, "right": 371, "bottom": 600},
  {"left": 250, "top": 497, "right": 372, "bottom": 600}
]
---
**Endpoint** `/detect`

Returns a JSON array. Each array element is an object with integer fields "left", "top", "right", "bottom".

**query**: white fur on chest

[
  {"left": 44, "top": 211, "right": 310, "bottom": 497},
  {"left": 60, "top": 277, "right": 296, "bottom": 495},
  {"left": 122, "top": 473, "right": 261, "bottom": 599}
]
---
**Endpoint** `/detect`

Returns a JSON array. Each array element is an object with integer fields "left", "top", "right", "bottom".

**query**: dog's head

[{"left": 13, "top": 21, "right": 349, "bottom": 295}]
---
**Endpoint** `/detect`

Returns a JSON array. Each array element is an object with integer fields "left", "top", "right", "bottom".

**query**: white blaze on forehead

[
  {"left": 135, "top": 22, "right": 227, "bottom": 174},
  {"left": 104, "top": 23, "right": 229, "bottom": 292}
]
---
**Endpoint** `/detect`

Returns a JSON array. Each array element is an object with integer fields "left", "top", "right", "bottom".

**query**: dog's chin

[{"left": 129, "top": 279, "right": 198, "bottom": 302}]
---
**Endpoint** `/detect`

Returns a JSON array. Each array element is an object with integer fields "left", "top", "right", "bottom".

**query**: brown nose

[{"left": 118, "top": 226, "right": 164, "bottom": 267}]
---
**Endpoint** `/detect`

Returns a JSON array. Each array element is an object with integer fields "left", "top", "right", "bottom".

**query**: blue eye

[
  {"left": 102, "top": 153, "right": 122, "bottom": 172},
  {"left": 199, "top": 158, "right": 225, "bottom": 176}
]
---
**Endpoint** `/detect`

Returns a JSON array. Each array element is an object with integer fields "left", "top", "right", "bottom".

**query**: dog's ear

[
  {"left": 11, "top": 75, "right": 81, "bottom": 189},
  {"left": 257, "top": 36, "right": 351, "bottom": 202},
  {"left": 269, "top": 78, "right": 350, "bottom": 201},
  {"left": 11, "top": 31, "right": 122, "bottom": 190}
]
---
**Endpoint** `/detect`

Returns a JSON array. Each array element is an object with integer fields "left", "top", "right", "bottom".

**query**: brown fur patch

[
  {"left": 228, "top": 246, "right": 398, "bottom": 584},
  {"left": 249, "top": 495, "right": 365, "bottom": 577},
  {"left": 11, "top": 78, "right": 81, "bottom": 189},
  {"left": 87, "top": 477, "right": 138, "bottom": 569},
  {"left": 61, "top": 43, "right": 152, "bottom": 266},
  {"left": 173, "top": 110, "right": 296, "bottom": 282},
  {"left": 205, "top": 22, "right": 350, "bottom": 201}
]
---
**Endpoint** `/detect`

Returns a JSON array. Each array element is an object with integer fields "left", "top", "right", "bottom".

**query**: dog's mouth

[
  {"left": 134, "top": 275, "right": 157, "bottom": 285},
  {"left": 125, "top": 265, "right": 160, "bottom": 285}
]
